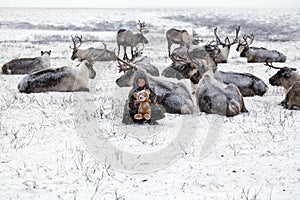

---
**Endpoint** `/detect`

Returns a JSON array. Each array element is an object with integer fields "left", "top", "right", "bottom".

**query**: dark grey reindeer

[
  {"left": 236, "top": 33, "right": 286, "bottom": 63},
  {"left": 1, "top": 51, "right": 51, "bottom": 75}
]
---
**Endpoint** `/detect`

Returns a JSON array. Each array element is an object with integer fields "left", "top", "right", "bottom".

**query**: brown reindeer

[{"left": 266, "top": 62, "right": 300, "bottom": 109}]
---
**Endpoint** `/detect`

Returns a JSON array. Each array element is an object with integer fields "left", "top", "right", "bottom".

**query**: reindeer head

[
  {"left": 214, "top": 26, "right": 240, "bottom": 48},
  {"left": 266, "top": 62, "right": 297, "bottom": 87},
  {"left": 114, "top": 52, "right": 140, "bottom": 87},
  {"left": 236, "top": 33, "right": 254, "bottom": 53},
  {"left": 70, "top": 35, "right": 83, "bottom": 60}
]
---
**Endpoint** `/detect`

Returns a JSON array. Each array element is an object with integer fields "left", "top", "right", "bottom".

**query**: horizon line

[{"left": 0, "top": 6, "right": 296, "bottom": 9}]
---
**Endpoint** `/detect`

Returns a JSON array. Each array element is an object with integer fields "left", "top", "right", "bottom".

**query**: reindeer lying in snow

[
  {"left": 1, "top": 51, "right": 51, "bottom": 75},
  {"left": 191, "top": 69, "right": 268, "bottom": 97},
  {"left": 115, "top": 55, "right": 159, "bottom": 87},
  {"left": 115, "top": 56, "right": 194, "bottom": 114},
  {"left": 212, "top": 26, "right": 240, "bottom": 63},
  {"left": 266, "top": 62, "right": 300, "bottom": 110},
  {"left": 189, "top": 56, "right": 248, "bottom": 116},
  {"left": 163, "top": 45, "right": 268, "bottom": 97},
  {"left": 70, "top": 36, "right": 116, "bottom": 62},
  {"left": 18, "top": 60, "right": 96, "bottom": 93},
  {"left": 236, "top": 33, "right": 286, "bottom": 63}
]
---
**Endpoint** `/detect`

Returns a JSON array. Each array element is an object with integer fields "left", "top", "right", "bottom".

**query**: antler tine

[
  {"left": 170, "top": 52, "right": 187, "bottom": 63},
  {"left": 229, "top": 25, "right": 240, "bottom": 45},
  {"left": 70, "top": 35, "right": 75, "bottom": 49},
  {"left": 186, "top": 49, "right": 200, "bottom": 69},
  {"left": 247, "top": 33, "right": 254, "bottom": 46},
  {"left": 192, "top": 29, "right": 201, "bottom": 44},
  {"left": 240, "top": 34, "right": 249, "bottom": 46},
  {"left": 101, "top": 42, "right": 107, "bottom": 52},
  {"left": 264, "top": 62, "right": 283, "bottom": 70},
  {"left": 113, "top": 50, "right": 135, "bottom": 73},
  {"left": 75, "top": 35, "right": 82, "bottom": 42},
  {"left": 70, "top": 35, "right": 82, "bottom": 50},
  {"left": 214, "top": 27, "right": 225, "bottom": 46},
  {"left": 138, "top": 20, "right": 146, "bottom": 34}
]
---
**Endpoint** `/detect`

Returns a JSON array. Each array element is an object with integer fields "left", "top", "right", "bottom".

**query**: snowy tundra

[{"left": 0, "top": 8, "right": 299, "bottom": 200}]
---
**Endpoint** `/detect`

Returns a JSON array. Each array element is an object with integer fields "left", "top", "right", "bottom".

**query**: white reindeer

[{"left": 18, "top": 60, "right": 96, "bottom": 93}]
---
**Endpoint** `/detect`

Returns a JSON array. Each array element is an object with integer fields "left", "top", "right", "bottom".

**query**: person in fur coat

[{"left": 122, "top": 70, "right": 165, "bottom": 125}]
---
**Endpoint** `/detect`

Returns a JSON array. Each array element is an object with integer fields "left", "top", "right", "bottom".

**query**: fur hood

[{"left": 132, "top": 69, "right": 150, "bottom": 88}]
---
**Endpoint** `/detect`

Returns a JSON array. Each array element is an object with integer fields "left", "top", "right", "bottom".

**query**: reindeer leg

[
  {"left": 131, "top": 47, "right": 134, "bottom": 59},
  {"left": 117, "top": 44, "right": 120, "bottom": 56},
  {"left": 168, "top": 43, "right": 172, "bottom": 56},
  {"left": 123, "top": 46, "right": 128, "bottom": 60}
]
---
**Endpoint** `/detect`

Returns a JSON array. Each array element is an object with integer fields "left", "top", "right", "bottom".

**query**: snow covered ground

[{"left": 0, "top": 8, "right": 299, "bottom": 200}]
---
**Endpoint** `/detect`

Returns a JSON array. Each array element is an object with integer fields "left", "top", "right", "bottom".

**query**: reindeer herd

[{"left": 1, "top": 20, "right": 299, "bottom": 119}]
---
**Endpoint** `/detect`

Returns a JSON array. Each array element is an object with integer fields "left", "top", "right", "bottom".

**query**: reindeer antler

[
  {"left": 214, "top": 27, "right": 225, "bottom": 46},
  {"left": 138, "top": 20, "right": 146, "bottom": 34},
  {"left": 113, "top": 50, "right": 136, "bottom": 73},
  {"left": 170, "top": 53, "right": 187, "bottom": 63},
  {"left": 214, "top": 26, "right": 240, "bottom": 46},
  {"left": 70, "top": 35, "right": 83, "bottom": 50},
  {"left": 192, "top": 29, "right": 202, "bottom": 44},
  {"left": 241, "top": 33, "right": 254, "bottom": 46},
  {"left": 264, "top": 62, "right": 284, "bottom": 69},
  {"left": 228, "top": 26, "right": 240, "bottom": 45}
]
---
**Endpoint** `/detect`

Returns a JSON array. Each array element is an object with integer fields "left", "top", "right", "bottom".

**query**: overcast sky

[{"left": 0, "top": 0, "right": 298, "bottom": 8}]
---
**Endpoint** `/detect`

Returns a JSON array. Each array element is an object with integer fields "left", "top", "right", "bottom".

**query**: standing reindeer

[
  {"left": 212, "top": 26, "right": 240, "bottom": 63},
  {"left": 70, "top": 36, "right": 116, "bottom": 62},
  {"left": 236, "top": 34, "right": 286, "bottom": 63},
  {"left": 266, "top": 62, "right": 300, "bottom": 109},
  {"left": 117, "top": 20, "right": 149, "bottom": 60},
  {"left": 166, "top": 28, "right": 199, "bottom": 56}
]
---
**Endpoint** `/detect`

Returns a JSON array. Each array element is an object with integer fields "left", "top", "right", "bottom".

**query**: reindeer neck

[
  {"left": 284, "top": 73, "right": 300, "bottom": 92},
  {"left": 76, "top": 63, "right": 89, "bottom": 79}
]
